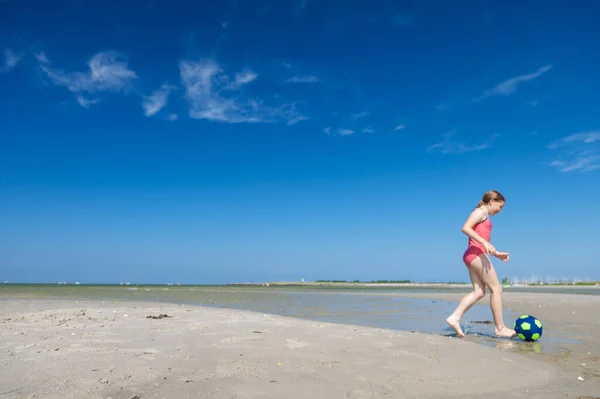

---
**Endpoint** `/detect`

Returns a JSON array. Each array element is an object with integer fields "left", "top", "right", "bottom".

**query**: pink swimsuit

[{"left": 463, "top": 216, "right": 492, "bottom": 265}]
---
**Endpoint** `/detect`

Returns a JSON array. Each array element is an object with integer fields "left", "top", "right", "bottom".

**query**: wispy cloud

[
  {"left": 473, "top": 64, "right": 552, "bottom": 102},
  {"left": 324, "top": 125, "right": 375, "bottom": 135},
  {"left": 1, "top": 49, "right": 21, "bottom": 73},
  {"left": 226, "top": 69, "right": 258, "bottom": 89},
  {"left": 393, "top": 125, "right": 406, "bottom": 131},
  {"left": 547, "top": 131, "right": 600, "bottom": 149},
  {"left": 40, "top": 51, "right": 137, "bottom": 94},
  {"left": 285, "top": 115, "right": 310, "bottom": 125},
  {"left": 179, "top": 58, "right": 306, "bottom": 124},
  {"left": 285, "top": 75, "right": 319, "bottom": 84},
  {"left": 428, "top": 130, "right": 499, "bottom": 154},
  {"left": 76, "top": 95, "right": 101, "bottom": 109},
  {"left": 547, "top": 131, "right": 600, "bottom": 172},
  {"left": 352, "top": 111, "right": 369, "bottom": 119},
  {"left": 323, "top": 127, "right": 354, "bottom": 136},
  {"left": 435, "top": 103, "right": 447, "bottom": 111},
  {"left": 550, "top": 155, "right": 600, "bottom": 173},
  {"left": 142, "top": 83, "right": 176, "bottom": 117},
  {"left": 35, "top": 52, "right": 50, "bottom": 64}
]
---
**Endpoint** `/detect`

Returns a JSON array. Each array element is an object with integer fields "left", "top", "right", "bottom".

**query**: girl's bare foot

[
  {"left": 494, "top": 326, "right": 517, "bottom": 338},
  {"left": 446, "top": 316, "right": 465, "bottom": 338}
]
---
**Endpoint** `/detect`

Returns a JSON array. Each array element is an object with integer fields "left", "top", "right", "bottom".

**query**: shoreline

[
  {"left": 229, "top": 281, "right": 473, "bottom": 288},
  {"left": 1, "top": 297, "right": 599, "bottom": 398},
  {"left": 232, "top": 281, "right": 600, "bottom": 288},
  {"left": 4, "top": 281, "right": 599, "bottom": 288}
]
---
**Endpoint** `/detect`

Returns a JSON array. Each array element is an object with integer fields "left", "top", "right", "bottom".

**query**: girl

[{"left": 445, "top": 190, "right": 516, "bottom": 338}]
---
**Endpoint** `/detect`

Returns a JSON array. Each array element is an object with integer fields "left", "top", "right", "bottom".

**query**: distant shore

[
  {"left": 227, "top": 280, "right": 600, "bottom": 288},
  {"left": 228, "top": 281, "right": 469, "bottom": 287},
  {"left": 2, "top": 280, "right": 598, "bottom": 289}
]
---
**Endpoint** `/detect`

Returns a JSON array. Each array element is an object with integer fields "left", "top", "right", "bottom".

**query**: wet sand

[
  {"left": 1, "top": 297, "right": 599, "bottom": 399},
  {"left": 382, "top": 290, "right": 600, "bottom": 385}
]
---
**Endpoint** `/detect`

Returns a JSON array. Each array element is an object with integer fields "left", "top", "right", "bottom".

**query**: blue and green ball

[{"left": 514, "top": 315, "right": 543, "bottom": 341}]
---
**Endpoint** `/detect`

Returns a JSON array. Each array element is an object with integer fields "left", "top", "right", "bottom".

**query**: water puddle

[{"left": 177, "top": 290, "right": 583, "bottom": 356}]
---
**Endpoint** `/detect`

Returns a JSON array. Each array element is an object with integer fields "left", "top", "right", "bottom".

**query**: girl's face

[{"left": 489, "top": 200, "right": 505, "bottom": 215}]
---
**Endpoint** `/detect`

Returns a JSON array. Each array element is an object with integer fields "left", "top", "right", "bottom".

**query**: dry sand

[{"left": 1, "top": 297, "right": 599, "bottom": 399}]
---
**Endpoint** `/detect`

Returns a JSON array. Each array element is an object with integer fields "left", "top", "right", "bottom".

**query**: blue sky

[{"left": 1, "top": 1, "right": 599, "bottom": 284}]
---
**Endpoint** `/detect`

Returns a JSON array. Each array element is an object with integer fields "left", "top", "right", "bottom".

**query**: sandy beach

[{"left": 1, "top": 296, "right": 599, "bottom": 399}]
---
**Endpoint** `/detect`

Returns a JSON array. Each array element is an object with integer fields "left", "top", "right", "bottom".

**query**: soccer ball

[{"left": 514, "top": 315, "right": 543, "bottom": 341}]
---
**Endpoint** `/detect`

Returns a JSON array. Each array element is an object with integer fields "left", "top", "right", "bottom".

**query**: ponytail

[{"left": 475, "top": 190, "right": 505, "bottom": 210}]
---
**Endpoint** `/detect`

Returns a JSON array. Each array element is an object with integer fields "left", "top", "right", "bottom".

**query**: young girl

[{"left": 446, "top": 190, "right": 516, "bottom": 338}]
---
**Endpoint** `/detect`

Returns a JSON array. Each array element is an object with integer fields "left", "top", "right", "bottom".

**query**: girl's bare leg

[
  {"left": 470, "top": 255, "right": 516, "bottom": 338},
  {"left": 446, "top": 266, "right": 485, "bottom": 338}
]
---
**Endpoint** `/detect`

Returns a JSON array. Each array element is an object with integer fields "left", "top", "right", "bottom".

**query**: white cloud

[
  {"left": 229, "top": 69, "right": 258, "bottom": 88},
  {"left": 547, "top": 131, "right": 600, "bottom": 149},
  {"left": 167, "top": 113, "right": 178, "bottom": 121},
  {"left": 1, "top": 49, "right": 21, "bottom": 73},
  {"left": 179, "top": 58, "right": 306, "bottom": 124},
  {"left": 473, "top": 64, "right": 552, "bottom": 102},
  {"left": 324, "top": 127, "right": 359, "bottom": 135},
  {"left": 142, "top": 83, "right": 176, "bottom": 117},
  {"left": 35, "top": 52, "right": 50, "bottom": 64},
  {"left": 393, "top": 125, "right": 406, "bottom": 131},
  {"left": 547, "top": 131, "right": 600, "bottom": 172},
  {"left": 352, "top": 111, "right": 369, "bottom": 119},
  {"left": 41, "top": 51, "right": 137, "bottom": 93},
  {"left": 428, "top": 130, "right": 499, "bottom": 154},
  {"left": 76, "top": 95, "right": 101, "bottom": 109},
  {"left": 363, "top": 126, "right": 375, "bottom": 133},
  {"left": 286, "top": 115, "right": 310, "bottom": 125},
  {"left": 562, "top": 131, "right": 600, "bottom": 145},
  {"left": 550, "top": 156, "right": 600, "bottom": 173},
  {"left": 285, "top": 75, "right": 319, "bottom": 83}
]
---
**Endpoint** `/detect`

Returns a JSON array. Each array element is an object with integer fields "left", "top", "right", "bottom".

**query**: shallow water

[{"left": 0, "top": 284, "right": 586, "bottom": 354}]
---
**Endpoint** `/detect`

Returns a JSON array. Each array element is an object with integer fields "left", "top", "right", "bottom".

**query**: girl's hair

[{"left": 476, "top": 190, "right": 505, "bottom": 208}]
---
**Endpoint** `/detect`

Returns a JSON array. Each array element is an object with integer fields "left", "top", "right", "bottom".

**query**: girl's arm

[
  {"left": 461, "top": 208, "right": 496, "bottom": 254},
  {"left": 493, "top": 251, "right": 510, "bottom": 262}
]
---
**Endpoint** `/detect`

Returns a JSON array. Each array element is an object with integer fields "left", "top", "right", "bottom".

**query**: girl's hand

[
  {"left": 494, "top": 251, "right": 510, "bottom": 262},
  {"left": 483, "top": 242, "right": 496, "bottom": 255}
]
